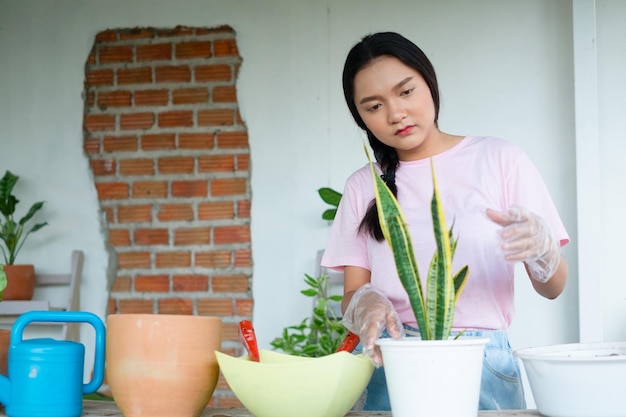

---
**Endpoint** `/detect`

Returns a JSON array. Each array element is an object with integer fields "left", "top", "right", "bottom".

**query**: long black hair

[{"left": 342, "top": 32, "right": 441, "bottom": 241}]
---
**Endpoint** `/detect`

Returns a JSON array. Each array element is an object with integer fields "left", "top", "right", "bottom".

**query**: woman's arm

[
  {"left": 341, "top": 265, "right": 371, "bottom": 314},
  {"left": 527, "top": 253, "right": 568, "bottom": 299}
]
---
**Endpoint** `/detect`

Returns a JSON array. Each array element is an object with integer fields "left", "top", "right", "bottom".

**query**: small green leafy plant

[
  {"left": 0, "top": 170, "right": 48, "bottom": 265},
  {"left": 271, "top": 273, "right": 348, "bottom": 357},
  {"left": 318, "top": 187, "right": 342, "bottom": 221},
  {"left": 367, "top": 148, "right": 469, "bottom": 340}
]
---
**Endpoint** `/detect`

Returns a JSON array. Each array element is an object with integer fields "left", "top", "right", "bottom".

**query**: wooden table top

[{"left": 4, "top": 401, "right": 540, "bottom": 416}]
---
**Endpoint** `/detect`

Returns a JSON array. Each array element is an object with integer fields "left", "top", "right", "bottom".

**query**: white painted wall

[{"left": 3, "top": 0, "right": 622, "bottom": 391}]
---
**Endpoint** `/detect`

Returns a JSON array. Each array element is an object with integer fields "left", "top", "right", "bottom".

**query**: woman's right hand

[{"left": 342, "top": 284, "right": 404, "bottom": 367}]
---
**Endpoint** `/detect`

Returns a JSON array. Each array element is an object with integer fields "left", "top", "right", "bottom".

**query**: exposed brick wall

[{"left": 83, "top": 25, "right": 250, "bottom": 407}]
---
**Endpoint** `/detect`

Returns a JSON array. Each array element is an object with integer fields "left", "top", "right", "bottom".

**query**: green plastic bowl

[{"left": 215, "top": 349, "right": 374, "bottom": 417}]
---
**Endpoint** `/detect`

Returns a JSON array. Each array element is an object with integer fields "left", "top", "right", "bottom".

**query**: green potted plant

[
  {"left": 366, "top": 148, "right": 488, "bottom": 417},
  {"left": 270, "top": 273, "right": 348, "bottom": 357},
  {"left": 0, "top": 170, "right": 48, "bottom": 300}
]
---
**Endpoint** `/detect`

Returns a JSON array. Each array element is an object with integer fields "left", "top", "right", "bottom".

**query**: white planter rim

[
  {"left": 376, "top": 336, "right": 489, "bottom": 348},
  {"left": 515, "top": 341, "right": 626, "bottom": 362}
]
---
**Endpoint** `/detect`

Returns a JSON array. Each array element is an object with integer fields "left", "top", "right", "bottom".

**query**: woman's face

[{"left": 353, "top": 55, "right": 438, "bottom": 161}]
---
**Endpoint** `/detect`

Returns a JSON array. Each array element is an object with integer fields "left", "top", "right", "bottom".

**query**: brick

[
  {"left": 98, "top": 90, "right": 132, "bottom": 107},
  {"left": 103, "top": 135, "right": 139, "bottom": 152},
  {"left": 119, "top": 158, "right": 154, "bottom": 176},
  {"left": 216, "top": 131, "right": 248, "bottom": 148},
  {"left": 173, "top": 274, "right": 208, "bottom": 292},
  {"left": 84, "top": 138, "right": 101, "bottom": 154},
  {"left": 171, "top": 180, "right": 208, "bottom": 198},
  {"left": 195, "top": 64, "right": 231, "bottom": 82},
  {"left": 198, "top": 155, "right": 234, "bottom": 172},
  {"left": 195, "top": 251, "right": 231, "bottom": 268},
  {"left": 198, "top": 201, "right": 234, "bottom": 220},
  {"left": 236, "top": 298, "right": 253, "bottom": 316},
  {"left": 132, "top": 181, "right": 167, "bottom": 198},
  {"left": 135, "top": 274, "right": 170, "bottom": 292},
  {"left": 157, "top": 204, "right": 194, "bottom": 222},
  {"left": 111, "top": 275, "right": 132, "bottom": 292},
  {"left": 101, "top": 206, "right": 114, "bottom": 223},
  {"left": 234, "top": 249, "right": 252, "bottom": 267},
  {"left": 214, "top": 225, "right": 250, "bottom": 244},
  {"left": 174, "top": 227, "right": 211, "bottom": 245},
  {"left": 117, "top": 67, "right": 152, "bottom": 85},
  {"left": 118, "top": 299, "right": 154, "bottom": 314},
  {"left": 90, "top": 159, "right": 116, "bottom": 176},
  {"left": 220, "top": 322, "right": 240, "bottom": 342},
  {"left": 211, "top": 178, "right": 247, "bottom": 196},
  {"left": 120, "top": 28, "right": 155, "bottom": 40},
  {"left": 117, "top": 251, "right": 152, "bottom": 269},
  {"left": 155, "top": 65, "right": 191, "bottom": 83},
  {"left": 176, "top": 41, "right": 211, "bottom": 59},
  {"left": 156, "top": 26, "right": 194, "bottom": 37},
  {"left": 86, "top": 69, "right": 114, "bottom": 86},
  {"left": 109, "top": 228, "right": 131, "bottom": 246},
  {"left": 157, "top": 110, "right": 193, "bottom": 128},
  {"left": 134, "top": 89, "right": 169, "bottom": 106},
  {"left": 158, "top": 298, "right": 193, "bottom": 315},
  {"left": 237, "top": 153, "right": 250, "bottom": 171},
  {"left": 107, "top": 299, "right": 117, "bottom": 315},
  {"left": 172, "top": 88, "right": 209, "bottom": 105},
  {"left": 141, "top": 133, "right": 175, "bottom": 150},
  {"left": 84, "top": 114, "right": 116, "bottom": 131},
  {"left": 99, "top": 45, "right": 133, "bottom": 63},
  {"left": 95, "top": 30, "right": 117, "bottom": 42},
  {"left": 158, "top": 156, "right": 194, "bottom": 174},
  {"left": 86, "top": 91, "right": 95, "bottom": 108},
  {"left": 96, "top": 182, "right": 129, "bottom": 200},
  {"left": 118, "top": 204, "right": 152, "bottom": 223},
  {"left": 136, "top": 43, "right": 172, "bottom": 61},
  {"left": 197, "top": 298, "right": 233, "bottom": 316},
  {"left": 198, "top": 109, "right": 234, "bottom": 126},
  {"left": 237, "top": 200, "right": 251, "bottom": 218},
  {"left": 213, "top": 86, "right": 236, "bottom": 103},
  {"left": 156, "top": 251, "right": 191, "bottom": 268},
  {"left": 212, "top": 274, "right": 249, "bottom": 293},
  {"left": 179, "top": 133, "right": 214, "bottom": 149},
  {"left": 120, "top": 112, "right": 155, "bottom": 130},
  {"left": 134, "top": 228, "right": 169, "bottom": 245},
  {"left": 214, "top": 39, "right": 239, "bottom": 57}
]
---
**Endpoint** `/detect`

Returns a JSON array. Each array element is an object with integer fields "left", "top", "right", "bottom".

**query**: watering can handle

[{"left": 11, "top": 310, "right": 106, "bottom": 394}]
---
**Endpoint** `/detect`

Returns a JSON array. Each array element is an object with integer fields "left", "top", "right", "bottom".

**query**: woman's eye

[
  {"left": 367, "top": 103, "right": 381, "bottom": 112},
  {"left": 401, "top": 88, "right": 415, "bottom": 96}
]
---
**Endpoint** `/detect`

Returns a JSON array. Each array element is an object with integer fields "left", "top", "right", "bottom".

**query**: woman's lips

[{"left": 395, "top": 125, "right": 415, "bottom": 136}]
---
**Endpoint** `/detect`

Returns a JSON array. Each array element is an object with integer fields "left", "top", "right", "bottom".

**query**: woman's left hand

[{"left": 486, "top": 206, "right": 560, "bottom": 283}]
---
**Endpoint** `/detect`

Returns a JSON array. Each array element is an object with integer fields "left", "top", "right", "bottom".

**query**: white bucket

[
  {"left": 515, "top": 341, "right": 626, "bottom": 417},
  {"left": 376, "top": 337, "right": 488, "bottom": 417}
]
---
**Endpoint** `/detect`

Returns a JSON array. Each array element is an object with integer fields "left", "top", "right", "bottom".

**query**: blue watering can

[{"left": 0, "top": 311, "right": 106, "bottom": 417}]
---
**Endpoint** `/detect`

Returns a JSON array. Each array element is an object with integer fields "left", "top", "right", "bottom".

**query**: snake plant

[{"left": 366, "top": 147, "right": 469, "bottom": 340}]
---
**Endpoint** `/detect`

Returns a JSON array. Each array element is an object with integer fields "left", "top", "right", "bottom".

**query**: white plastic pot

[
  {"left": 376, "top": 337, "right": 488, "bottom": 417},
  {"left": 515, "top": 341, "right": 626, "bottom": 417}
]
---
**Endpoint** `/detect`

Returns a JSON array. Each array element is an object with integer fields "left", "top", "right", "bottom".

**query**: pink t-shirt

[{"left": 321, "top": 136, "right": 569, "bottom": 330}]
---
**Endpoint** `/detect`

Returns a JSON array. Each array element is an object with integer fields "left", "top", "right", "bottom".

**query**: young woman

[{"left": 321, "top": 32, "right": 569, "bottom": 411}]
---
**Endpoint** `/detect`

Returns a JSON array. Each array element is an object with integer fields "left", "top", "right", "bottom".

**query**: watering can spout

[{"left": 0, "top": 374, "right": 11, "bottom": 406}]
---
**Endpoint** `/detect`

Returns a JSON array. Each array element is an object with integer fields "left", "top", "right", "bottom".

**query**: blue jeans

[{"left": 356, "top": 327, "right": 527, "bottom": 411}]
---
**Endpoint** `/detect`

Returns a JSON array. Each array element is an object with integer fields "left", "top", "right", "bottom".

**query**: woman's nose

[{"left": 387, "top": 100, "right": 406, "bottom": 124}]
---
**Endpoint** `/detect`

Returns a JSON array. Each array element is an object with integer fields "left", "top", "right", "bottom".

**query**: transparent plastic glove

[
  {"left": 342, "top": 284, "right": 405, "bottom": 367},
  {"left": 487, "top": 206, "right": 560, "bottom": 283}
]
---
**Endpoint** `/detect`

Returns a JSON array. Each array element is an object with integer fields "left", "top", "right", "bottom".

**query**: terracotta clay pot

[
  {"left": 1, "top": 264, "right": 36, "bottom": 301},
  {"left": 106, "top": 314, "right": 222, "bottom": 417},
  {"left": 0, "top": 329, "right": 10, "bottom": 376}
]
